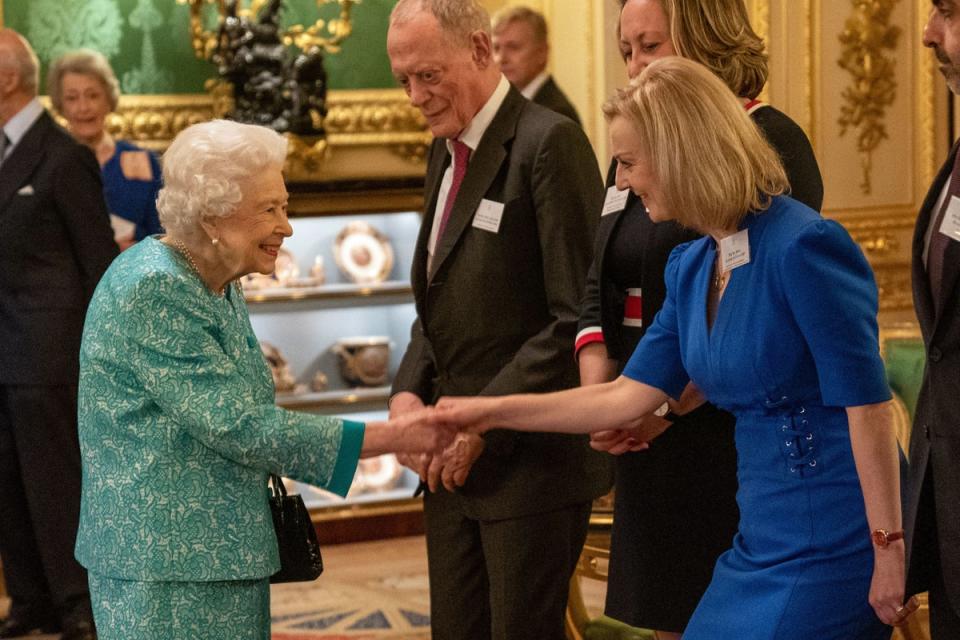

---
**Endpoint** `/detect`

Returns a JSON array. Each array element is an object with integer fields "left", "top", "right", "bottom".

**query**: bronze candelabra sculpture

[{"left": 177, "top": 0, "right": 356, "bottom": 136}]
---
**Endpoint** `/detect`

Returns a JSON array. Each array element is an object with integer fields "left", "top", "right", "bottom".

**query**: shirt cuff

[
  {"left": 326, "top": 419, "right": 364, "bottom": 497},
  {"left": 575, "top": 327, "right": 605, "bottom": 358}
]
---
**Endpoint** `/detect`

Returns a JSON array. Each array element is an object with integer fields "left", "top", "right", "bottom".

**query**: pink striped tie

[{"left": 437, "top": 140, "right": 471, "bottom": 241}]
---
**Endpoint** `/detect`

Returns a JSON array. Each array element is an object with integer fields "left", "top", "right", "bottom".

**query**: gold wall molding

[
  {"left": 873, "top": 264, "right": 915, "bottom": 311},
  {"left": 43, "top": 89, "right": 430, "bottom": 183},
  {"left": 842, "top": 209, "right": 916, "bottom": 256},
  {"left": 105, "top": 95, "right": 214, "bottom": 151},
  {"left": 748, "top": 0, "right": 771, "bottom": 103},
  {"left": 837, "top": 0, "right": 903, "bottom": 194},
  {"left": 917, "top": 0, "right": 939, "bottom": 190},
  {"left": 808, "top": 0, "right": 818, "bottom": 142},
  {"left": 834, "top": 207, "right": 917, "bottom": 312}
]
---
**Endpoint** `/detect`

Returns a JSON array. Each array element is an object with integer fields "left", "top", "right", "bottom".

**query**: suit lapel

[
  {"left": 0, "top": 112, "right": 50, "bottom": 212},
  {"left": 427, "top": 89, "right": 521, "bottom": 281},
  {"left": 412, "top": 140, "right": 449, "bottom": 302},
  {"left": 936, "top": 234, "right": 960, "bottom": 328},
  {"left": 534, "top": 77, "right": 557, "bottom": 103},
  {"left": 913, "top": 141, "right": 959, "bottom": 340}
]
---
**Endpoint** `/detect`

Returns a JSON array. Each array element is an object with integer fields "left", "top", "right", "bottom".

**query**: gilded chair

[{"left": 566, "top": 497, "right": 654, "bottom": 640}]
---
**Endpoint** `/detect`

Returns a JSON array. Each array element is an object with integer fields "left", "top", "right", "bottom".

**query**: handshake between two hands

[
  {"left": 385, "top": 395, "right": 492, "bottom": 494},
  {"left": 384, "top": 393, "right": 662, "bottom": 493}
]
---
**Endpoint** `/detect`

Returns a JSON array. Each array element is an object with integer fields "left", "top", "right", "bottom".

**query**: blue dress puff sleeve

[
  {"left": 780, "top": 219, "right": 891, "bottom": 407},
  {"left": 621, "top": 242, "right": 692, "bottom": 400}
]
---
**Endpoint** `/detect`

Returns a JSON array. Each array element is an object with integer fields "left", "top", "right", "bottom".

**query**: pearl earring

[{"left": 211, "top": 237, "right": 219, "bottom": 245}]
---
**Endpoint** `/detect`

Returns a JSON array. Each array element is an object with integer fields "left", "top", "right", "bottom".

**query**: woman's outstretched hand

[{"left": 434, "top": 396, "right": 500, "bottom": 434}]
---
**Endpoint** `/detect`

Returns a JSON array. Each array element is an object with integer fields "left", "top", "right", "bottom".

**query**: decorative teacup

[{"left": 332, "top": 336, "right": 391, "bottom": 387}]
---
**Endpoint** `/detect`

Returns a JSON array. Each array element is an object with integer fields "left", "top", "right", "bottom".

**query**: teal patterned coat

[{"left": 75, "top": 237, "right": 363, "bottom": 581}]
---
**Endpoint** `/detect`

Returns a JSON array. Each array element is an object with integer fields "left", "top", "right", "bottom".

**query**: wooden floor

[{"left": 1, "top": 535, "right": 606, "bottom": 639}]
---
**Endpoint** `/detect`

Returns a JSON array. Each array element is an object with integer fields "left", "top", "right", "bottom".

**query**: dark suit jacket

[
  {"left": 531, "top": 76, "right": 581, "bottom": 126},
  {"left": 392, "top": 87, "right": 611, "bottom": 520},
  {"left": 0, "top": 110, "right": 118, "bottom": 386},
  {"left": 905, "top": 141, "right": 960, "bottom": 610}
]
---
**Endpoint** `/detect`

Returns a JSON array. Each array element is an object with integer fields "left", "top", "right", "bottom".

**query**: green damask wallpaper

[{"left": 1, "top": 0, "right": 397, "bottom": 95}]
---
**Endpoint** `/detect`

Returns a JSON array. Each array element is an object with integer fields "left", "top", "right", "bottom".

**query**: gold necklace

[
  {"left": 713, "top": 258, "right": 728, "bottom": 291},
  {"left": 173, "top": 239, "right": 224, "bottom": 296}
]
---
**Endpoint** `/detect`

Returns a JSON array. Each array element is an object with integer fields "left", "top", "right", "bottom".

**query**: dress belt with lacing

[{"left": 762, "top": 395, "right": 820, "bottom": 476}]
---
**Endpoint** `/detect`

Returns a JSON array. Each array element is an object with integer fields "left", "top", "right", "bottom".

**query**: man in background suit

[
  {"left": 904, "top": 4, "right": 960, "bottom": 637},
  {"left": 491, "top": 5, "right": 582, "bottom": 125},
  {"left": 387, "top": 1, "right": 608, "bottom": 637},
  {"left": 0, "top": 29, "right": 117, "bottom": 640}
]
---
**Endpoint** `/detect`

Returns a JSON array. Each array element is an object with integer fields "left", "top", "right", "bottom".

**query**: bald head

[{"left": 0, "top": 28, "right": 40, "bottom": 96}]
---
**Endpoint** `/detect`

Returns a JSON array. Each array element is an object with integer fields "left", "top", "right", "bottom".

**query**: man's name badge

[
  {"left": 602, "top": 186, "right": 630, "bottom": 216},
  {"left": 939, "top": 196, "right": 960, "bottom": 242},
  {"left": 719, "top": 229, "right": 751, "bottom": 273},
  {"left": 472, "top": 199, "right": 506, "bottom": 233}
]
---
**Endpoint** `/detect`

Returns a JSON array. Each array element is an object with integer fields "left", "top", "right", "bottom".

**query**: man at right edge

[{"left": 904, "top": 3, "right": 960, "bottom": 637}]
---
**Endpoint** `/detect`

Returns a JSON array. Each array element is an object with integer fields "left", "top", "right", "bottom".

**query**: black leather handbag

[{"left": 268, "top": 474, "right": 324, "bottom": 583}]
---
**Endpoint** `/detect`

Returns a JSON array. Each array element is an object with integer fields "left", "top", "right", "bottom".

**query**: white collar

[
  {"left": 3, "top": 98, "right": 44, "bottom": 147},
  {"left": 449, "top": 74, "right": 511, "bottom": 153},
  {"left": 520, "top": 71, "right": 550, "bottom": 100}
]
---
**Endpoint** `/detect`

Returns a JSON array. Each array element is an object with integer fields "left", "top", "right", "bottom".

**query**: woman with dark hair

[{"left": 573, "top": 1, "right": 823, "bottom": 637}]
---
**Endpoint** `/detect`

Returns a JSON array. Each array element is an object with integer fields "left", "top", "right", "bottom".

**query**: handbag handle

[{"left": 269, "top": 474, "right": 287, "bottom": 499}]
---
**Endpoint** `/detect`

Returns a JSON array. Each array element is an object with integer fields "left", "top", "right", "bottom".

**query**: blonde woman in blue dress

[
  {"left": 437, "top": 58, "right": 917, "bottom": 638},
  {"left": 74, "top": 119, "right": 454, "bottom": 640}
]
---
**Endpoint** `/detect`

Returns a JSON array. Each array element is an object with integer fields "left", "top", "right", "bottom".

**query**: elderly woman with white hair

[
  {"left": 48, "top": 49, "right": 162, "bottom": 249},
  {"left": 73, "top": 119, "right": 453, "bottom": 639}
]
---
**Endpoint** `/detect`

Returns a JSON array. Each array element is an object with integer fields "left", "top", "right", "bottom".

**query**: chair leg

[
  {"left": 565, "top": 575, "right": 588, "bottom": 640},
  {"left": 891, "top": 592, "right": 931, "bottom": 640}
]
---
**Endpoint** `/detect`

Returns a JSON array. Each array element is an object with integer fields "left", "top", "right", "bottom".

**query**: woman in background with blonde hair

[{"left": 440, "top": 57, "right": 908, "bottom": 639}]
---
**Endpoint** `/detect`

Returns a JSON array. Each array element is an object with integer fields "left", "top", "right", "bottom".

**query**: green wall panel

[{"left": 3, "top": 0, "right": 398, "bottom": 95}]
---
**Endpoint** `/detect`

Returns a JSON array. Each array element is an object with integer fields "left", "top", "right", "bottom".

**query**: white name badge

[
  {"left": 939, "top": 196, "right": 960, "bottom": 242},
  {"left": 719, "top": 229, "right": 751, "bottom": 273},
  {"left": 472, "top": 199, "right": 506, "bottom": 233},
  {"left": 601, "top": 186, "right": 630, "bottom": 216}
]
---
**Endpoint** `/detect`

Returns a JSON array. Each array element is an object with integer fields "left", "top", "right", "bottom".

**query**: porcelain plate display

[{"left": 334, "top": 221, "right": 394, "bottom": 284}]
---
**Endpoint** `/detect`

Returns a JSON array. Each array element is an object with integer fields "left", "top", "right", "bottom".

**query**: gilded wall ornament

[{"left": 837, "top": 0, "right": 902, "bottom": 194}]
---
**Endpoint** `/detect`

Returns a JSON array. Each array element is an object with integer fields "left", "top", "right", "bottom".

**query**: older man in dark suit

[
  {"left": 387, "top": 1, "right": 609, "bottom": 638},
  {"left": 904, "top": 4, "right": 960, "bottom": 637},
  {"left": 491, "top": 5, "right": 582, "bottom": 125},
  {"left": 0, "top": 29, "right": 117, "bottom": 640}
]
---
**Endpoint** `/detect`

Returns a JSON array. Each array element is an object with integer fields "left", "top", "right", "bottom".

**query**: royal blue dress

[
  {"left": 623, "top": 196, "right": 892, "bottom": 639},
  {"left": 101, "top": 140, "right": 163, "bottom": 241}
]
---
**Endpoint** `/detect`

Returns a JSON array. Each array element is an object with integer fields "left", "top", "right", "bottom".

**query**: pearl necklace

[{"left": 173, "top": 239, "right": 224, "bottom": 297}]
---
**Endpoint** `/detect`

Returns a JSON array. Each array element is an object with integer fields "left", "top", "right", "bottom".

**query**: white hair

[
  {"left": 156, "top": 120, "right": 287, "bottom": 235},
  {"left": 391, "top": 0, "right": 491, "bottom": 47},
  {"left": 48, "top": 49, "right": 121, "bottom": 112}
]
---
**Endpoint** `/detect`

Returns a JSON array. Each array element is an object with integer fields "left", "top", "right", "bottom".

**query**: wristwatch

[{"left": 871, "top": 528, "right": 904, "bottom": 548}]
